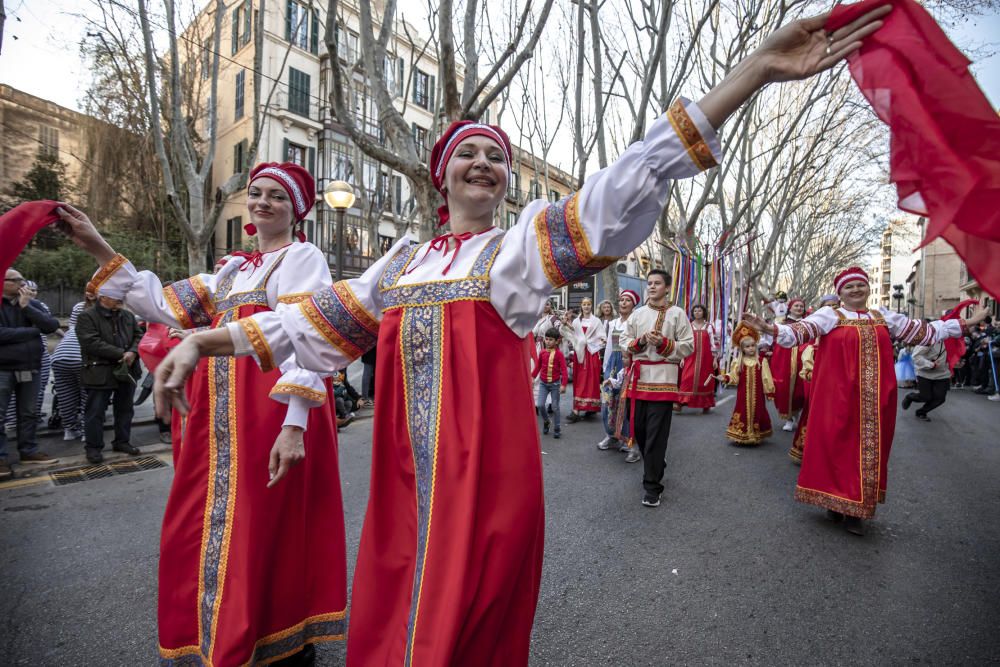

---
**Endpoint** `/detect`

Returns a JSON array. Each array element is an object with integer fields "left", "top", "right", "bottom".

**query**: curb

[{"left": 0, "top": 441, "right": 173, "bottom": 491}]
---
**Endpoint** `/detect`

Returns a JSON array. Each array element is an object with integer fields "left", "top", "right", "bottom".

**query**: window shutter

[
  {"left": 397, "top": 58, "right": 405, "bottom": 97},
  {"left": 310, "top": 9, "right": 319, "bottom": 54},
  {"left": 231, "top": 8, "right": 239, "bottom": 55},
  {"left": 240, "top": 139, "right": 248, "bottom": 171},
  {"left": 243, "top": 1, "right": 252, "bottom": 45},
  {"left": 303, "top": 71, "right": 311, "bottom": 118},
  {"left": 429, "top": 75, "right": 436, "bottom": 111},
  {"left": 285, "top": 0, "right": 293, "bottom": 42},
  {"left": 308, "top": 146, "right": 316, "bottom": 176},
  {"left": 283, "top": 138, "right": 290, "bottom": 162}
]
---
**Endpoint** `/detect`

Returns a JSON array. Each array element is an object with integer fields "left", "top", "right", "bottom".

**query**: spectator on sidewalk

[
  {"left": 0, "top": 268, "right": 61, "bottom": 478},
  {"left": 361, "top": 345, "right": 376, "bottom": 407},
  {"left": 51, "top": 292, "right": 96, "bottom": 441},
  {"left": 332, "top": 371, "right": 355, "bottom": 429},
  {"left": 3, "top": 281, "right": 54, "bottom": 430},
  {"left": 902, "top": 334, "right": 950, "bottom": 421},
  {"left": 77, "top": 285, "right": 143, "bottom": 463}
]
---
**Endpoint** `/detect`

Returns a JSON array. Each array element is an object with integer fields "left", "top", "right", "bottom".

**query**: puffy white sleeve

[
  {"left": 88, "top": 253, "right": 220, "bottom": 329},
  {"left": 259, "top": 244, "right": 336, "bottom": 430},
  {"left": 229, "top": 237, "right": 413, "bottom": 374},
  {"left": 880, "top": 307, "right": 962, "bottom": 345},
  {"left": 489, "top": 98, "right": 722, "bottom": 336},
  {"left": 774, "top": 307, "right": 839, "bottom": 347}
]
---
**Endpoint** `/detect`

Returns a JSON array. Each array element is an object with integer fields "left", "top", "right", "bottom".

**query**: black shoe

[
  {"left": 543, "top": 420, "right": 550, "bottom": 435},
  {"left": 566, "top": 412, "right": 581, "bottom": 423},
  {"left": 901, "top": 394, "right": 914, "bottom": 410},
  {"left": 0, "top": 460, "right": 11, "bottom": 480},
  {"left": 553, "top": 429, "right": 561, "bottom": 439},
  {"left": 641, "top": 493, "right": 661, "bottom": 508},
  {"left": 915, "top": 413, "right": 931, "bottom": 422},
  {"left": 112, "top": 443, "right": 141, "bottom": 456},
  {"left": 826, "top": 509, "right": 845, "bottom": 523},
  {"left": 85, "top": 449, "right": 104, "bottom": 464},
  {"left": 844, "top": 516, "right": 865, "bottom": 536},
  {"left": 18, "top": 451, "right": 60, "bottom": 465}
]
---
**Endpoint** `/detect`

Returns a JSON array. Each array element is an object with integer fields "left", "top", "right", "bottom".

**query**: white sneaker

[
  {"left": 596, "top": 436, "right": 612, "bottom": 450},
  {"left": 63, "top": 428, "right": 82, "bottom": 441},
  {"left": 989, "top": 394, "right": 1000, "bottom": 402},
  {"left": 782, "top": 420, "right": 795, "bottom": 432}
]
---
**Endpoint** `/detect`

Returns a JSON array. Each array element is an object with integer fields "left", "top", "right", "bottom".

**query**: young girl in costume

[{"left": 716, "top": 321, "right": 774, "bottom": 446}]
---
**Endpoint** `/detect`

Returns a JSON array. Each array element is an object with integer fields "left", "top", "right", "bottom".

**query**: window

[
  {"left": 332, "top": 141, "right": 354, "bottom": 180},
  {"left": 549, "top": 189, "right": 560, "bottom": 201},
  {"left": 286, "top": 0, "right": 310, "bottom": 51},
  {"left": 375, "top": 172, "right": 389, "bottom": 209},
  {"left": 286, "top": 142, "right": 306, "bottom": 166},
  {"left": 353, "top": 83, "right": 381, "bottom": 141},
  {"left": 335, "top": 23, "right": 358, "bottom": 63},
  {"left": 234, "top": 69, "right": 245, "bottom": 119},
  {"left": 288, "top": 67, "right": 310, "bottom": 118},
  {"left": 384, "top": 55, "right": 404, "bottom": 98},
  {"left": 411, "top": 123, "right": 428, "bottom": 161},
  {"left": 412, "top": 69, "right": 433, "bottom": 110},
  {"left": 231, "top": 0, "right": 251, "bottom": 55},
  {"left": 226, "top": 216, "right": 243, "bottom": 251},
  {"left": 233, "top": 139, "right": 248, "bottom": 174},
  {"left": 508, "top": 171, "right": 521, "bottom": 200},
  {"left": 528, "top": 180, "right": 540, "bottom": 200},
  {"left": 506, "top": 211, "right": 517, "bottom": 229},
  {"left": 201, "top": 38, "right": 211, "bottom": 80},
  {"left": 361, "top": 157, "right": 379, "bottom": 196},
  {"left": 392, "top": 175, "right": 403, "bottom": 214},
  {"left": 39, "top": 126, "right": 58, "bottom": 158}
]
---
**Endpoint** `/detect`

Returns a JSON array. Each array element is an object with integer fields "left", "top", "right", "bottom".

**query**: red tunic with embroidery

[
  {"left": 769, "top": 333, "right": 805, "bottom": 420},
  {"left": 677, "top": 324, "right": 717, "bottom": 409}
]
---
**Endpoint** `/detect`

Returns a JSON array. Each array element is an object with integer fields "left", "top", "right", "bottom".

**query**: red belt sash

[{"left": 625, "top": 359, "right": 675, "bottom": 448}]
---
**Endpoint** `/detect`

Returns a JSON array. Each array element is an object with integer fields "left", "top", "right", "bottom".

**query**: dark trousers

[
  {"left": 536, "top": 381, "right": 563, "bottom": 430},
  {"left": 0, "top": 370, "right": 41, "bottom": 460},
  {"left": 907, "top": 376, "right": 949, "bottom": 416},
  {"left": 633, "top": 399, "right": 674, "bottom": 496},
  {"left": 84, "top": 384, "right": 135, "bottom": 452}
]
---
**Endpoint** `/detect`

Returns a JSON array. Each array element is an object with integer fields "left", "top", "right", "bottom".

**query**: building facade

[{"left": 0, "top": 85, "right": 89, "bottom": 197}]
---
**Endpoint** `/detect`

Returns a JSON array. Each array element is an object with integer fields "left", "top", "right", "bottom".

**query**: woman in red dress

[
  {"left": 788, "top": 294, "right": 838, "bottom": 463},
  {"left": 59, "top": 163, "right": 346, "bottom": 665},
  {"left": 769, "top": 297, "right": 807, "bottom": 431},
  {"left": 676, "top": 304, "right": 718, "bottom": 413},
  {"left": 744, "top": 268, "right": 989, "bottom": 535},
  {"left": 145, "top": 11, "right": 892, "bottom": 662},
  {"left": 568, "top": 297, "right": 605, "bottom": 420},
  {"left": 717, "top": 322, "right": 774, "bottom": 445}
]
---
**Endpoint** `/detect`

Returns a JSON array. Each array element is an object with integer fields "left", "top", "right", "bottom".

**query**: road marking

[{"left": 716, "top": 394, "right": 734, "bottom": 407}]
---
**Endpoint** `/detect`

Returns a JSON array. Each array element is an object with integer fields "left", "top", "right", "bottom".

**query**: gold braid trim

[
  {"left": 86, "top": 253, "right": 128, "bottom": 294},
  {"left": 666, "top": 99, "right": 718, "bottom": 172},
  {"left": 238, "top": 317, "right": 276, "bottom": 372},
  {"left": 277, "top": 292, "right": 313, "bottom": 305},
  {"left": 269, "top": 383, "right": 327, "bottom": 405}
]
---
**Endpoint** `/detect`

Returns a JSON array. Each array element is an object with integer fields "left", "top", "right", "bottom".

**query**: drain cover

[{"left": 51, "top": 456, "right": 168, "bottom": 486}]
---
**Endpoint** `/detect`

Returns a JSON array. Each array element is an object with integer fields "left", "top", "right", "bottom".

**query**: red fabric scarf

[
  {"left": 941, "top": 298, "right": 979, "bottom": 371},
  {"left": 0, "top": 200, "right": 61, "bottom": 275},
  {"left": 827, "top": 0, "right": 1000, "bottom": 300}
]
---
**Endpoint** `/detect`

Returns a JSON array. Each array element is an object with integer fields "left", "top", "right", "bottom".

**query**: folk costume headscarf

[
  {"left": 826, "top": 0, "right": 1000, "bottom": 301},
  {"left": 244, "top": 162, "right": 316, "bottom": 242},
  {"left": 405, "top": 121, "right": 514, "bottom": 276},
  {"left": 834, "top": 266, "right": 869, "bottom": 294},
  {"left": 620, "top": 289, "right": 640, "bottom": 306}
]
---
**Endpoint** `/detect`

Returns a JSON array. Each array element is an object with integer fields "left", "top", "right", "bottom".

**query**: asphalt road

[{"left": 1, "top": 387, "right": 998, "bottom": 666}]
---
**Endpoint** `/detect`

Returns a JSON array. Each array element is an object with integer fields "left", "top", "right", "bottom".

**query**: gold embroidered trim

[
  {"left": 666, "top": 99, "right": 718, "bottom": 172},
  {"left": 269, "top": 382, "right": 326, "bottom": 404},
  {"left": 239, "top": 318, "right": 276, "bottom": 372},
  {"left": 277, "top": 292, "right": 313, "bottom": 305},
  {"left": 86, "top": 253, "right": 128, "bottom": 294}
]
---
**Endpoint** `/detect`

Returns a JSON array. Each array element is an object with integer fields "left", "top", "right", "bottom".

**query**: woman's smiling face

[{"left": 443, "top": 137, "right": 508, "bottom": 215}]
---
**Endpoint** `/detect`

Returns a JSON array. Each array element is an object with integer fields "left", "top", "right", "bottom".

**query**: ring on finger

[{"left": 825, "top": 44, "right": 832, "bottom": 55}]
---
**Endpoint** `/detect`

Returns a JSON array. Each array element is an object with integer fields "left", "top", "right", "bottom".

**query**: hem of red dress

[
  {"left": 794, "top": 486, "right": 882, "bottom": 519},
  {"left": 725, "top": 428, "right": 771, "bottom": 445}
]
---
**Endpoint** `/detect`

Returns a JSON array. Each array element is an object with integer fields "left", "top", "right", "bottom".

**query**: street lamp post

[{"left": 323, "top": 180, "right": 356, "bottom": 281}]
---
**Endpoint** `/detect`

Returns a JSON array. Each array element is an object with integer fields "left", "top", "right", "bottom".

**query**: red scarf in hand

[
  {"left": 0, "top": 200, "right": 61, "bottom": 274},
  {"left": 827, "top": 0, "right": 1000, "bottom": 300},
  {"left": 941, "top": 298, "right": 979, "bottom": 371}
]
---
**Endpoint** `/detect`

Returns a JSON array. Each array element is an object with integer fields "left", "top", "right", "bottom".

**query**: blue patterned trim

[
  {"left": 304, "top": 283, "right": 379, "bottom": 359},
  {"left": 164, "top": 277, "right": 215, "bottom": 329},
  {"left": 380, "top": 243, "right": 418, "bottom": 290},
  {"left": 400, "top": 305, "right": 445, "bottom": 665},
  {"left": 534, "top": 193, "right": 617, "bottom": 288},
  {"left": 382, "top": 278, "right": 491, "bottom": 310},
  {"left": 470, "top": 232, "right": 504, "bottom": 277},
  {"left": 249, "top": 615, "right": 347, "bottom": 663},
  {"left": 214, "top": 290, "right": 269, "bottom": 314}
]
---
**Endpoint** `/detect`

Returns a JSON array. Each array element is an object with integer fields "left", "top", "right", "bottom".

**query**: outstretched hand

[
  {"left": 54, "top": 203, "right": 118, "bottom": 264},
  {"left": 740, "top": 312, "right": 773, "bottom": 334},
  {"left": 756, "top": 5, "right": 892, "bottom": 83}
]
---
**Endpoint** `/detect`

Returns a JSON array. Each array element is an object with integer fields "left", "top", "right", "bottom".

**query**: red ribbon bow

[
  {"left": 231, "top": 250, "right": 264, "bottom": 272},
  {"left": 404, "top": 231, "right": 475, "bottom": 276}
]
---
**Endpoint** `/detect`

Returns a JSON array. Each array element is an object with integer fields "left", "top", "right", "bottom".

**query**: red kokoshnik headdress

[
  {"left": 834, "top": 267, "right": 870, "bottom": 294},
  {"left": 429, "top": 120, "right": 513, "bottom": 227}
]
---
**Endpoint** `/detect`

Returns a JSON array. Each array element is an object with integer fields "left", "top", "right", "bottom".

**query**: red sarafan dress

[
  {"left": 789, "top": 341, "right": 817, "bottom": 464},
  {"left": 572, "top": 314, "right": 605, "bottom": 413},
  {"left": 89, "top": 244, "right": 346, "bottom": 665},
  {"left": 721, "top": 354, "right": 774, "bottom": 445},
  {"left": 227, "top": 99, "right": 722, "bottom": 665},
  {"left": 774, "top": 306, "right": 963, "bottom": 518},
  {"left": 677, "top": 323, "right": 717, "bottom": 409},
  {"left": 769, "top": 323, "right": 805, "bottom": 420}
]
